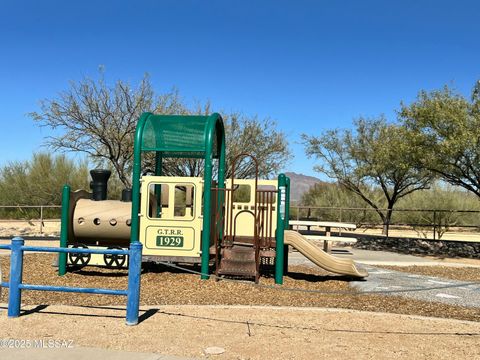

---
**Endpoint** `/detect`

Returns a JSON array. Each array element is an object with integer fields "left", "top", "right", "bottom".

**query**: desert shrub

[{"left": 0, "top": 153, "right": 89, "bottom": 219}]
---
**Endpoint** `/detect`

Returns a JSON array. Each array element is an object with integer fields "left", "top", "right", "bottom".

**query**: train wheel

[
  {"left": 104, "top": 246, "right": 127, "bottom": 269},
  {"left": 68, "top": 244, "right": 91, "bottom": 268}
]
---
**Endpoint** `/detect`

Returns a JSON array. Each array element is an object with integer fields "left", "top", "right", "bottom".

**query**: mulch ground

[
  {"left": 378, "top": 265, "right": 480, "bottom": 282},
  {"left": 1, "top": 254, "right": 479, "bottom": 322}
]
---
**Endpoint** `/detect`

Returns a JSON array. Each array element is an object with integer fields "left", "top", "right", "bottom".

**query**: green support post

[
  {"left": 130, "top": 112, "right": 152, "bottom": 244},
  {"left": 200, "top": 114, "right": 226, "bottom": 280},
  {"left": 58, "top": 184, "right": 70, "bottom": 276},
  {"left": 216, "top": 131, "right": 226, "bottom": 253},
  {"left": 275, "top": 174, "right": 287, "bottom": 285},
  {"left": 200, "top": 156, "right": 213, "bottom": 279},
  {"left": 283, "top": 176, "right": 291, "bottom": 275}
]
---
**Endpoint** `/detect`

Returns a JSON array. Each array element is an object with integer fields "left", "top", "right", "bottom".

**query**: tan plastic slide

[{"left": 284, "top": 230, "right": 368, "bottom": 278}]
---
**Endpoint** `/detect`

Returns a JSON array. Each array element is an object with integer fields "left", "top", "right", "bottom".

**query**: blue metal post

[
  {"left": 8, "top": 237, "right": 24, "bottom": 318},
  {"left": 126, "top": 241, "right": 142, "bottom": 325}
]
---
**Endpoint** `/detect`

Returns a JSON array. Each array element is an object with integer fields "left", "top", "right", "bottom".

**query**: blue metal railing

[{"left": 0, "top": 237, "right": 142, "bottom": 325}]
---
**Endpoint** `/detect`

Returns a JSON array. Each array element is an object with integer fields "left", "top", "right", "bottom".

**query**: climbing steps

[{"left": 217, "top": 245, "right": 257, "bottom": 279}]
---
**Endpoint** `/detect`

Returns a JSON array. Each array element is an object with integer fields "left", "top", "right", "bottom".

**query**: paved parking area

[
  {"left": 352, "top": 266, "right": 480, "bottom": 308},
  {"left": 288, "top": 248, "right": 480, "bottom": 307}
]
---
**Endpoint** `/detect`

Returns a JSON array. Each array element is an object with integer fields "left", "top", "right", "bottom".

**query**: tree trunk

[{"left": 382, "top": 206, "right": 394, "bottom": 236}]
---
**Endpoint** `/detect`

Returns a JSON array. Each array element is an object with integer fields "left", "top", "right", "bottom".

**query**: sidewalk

[
  {"left": 289, "top": 247, "right": 480, "bottom": 267},
  {"left": 343, "top": 249, "right": 480, "bottom": 267},
  {"left": 0, "top": 347, "right": 195, "bottom": 360}
]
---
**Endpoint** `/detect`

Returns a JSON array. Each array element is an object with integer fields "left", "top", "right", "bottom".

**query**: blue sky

[{"left": 0, "top": 1, "right": 478, "bottom": 178}]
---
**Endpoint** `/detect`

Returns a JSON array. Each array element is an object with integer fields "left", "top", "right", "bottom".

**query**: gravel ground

[{"left": 1, "top": 254, "right": 480, "bottom": 322}]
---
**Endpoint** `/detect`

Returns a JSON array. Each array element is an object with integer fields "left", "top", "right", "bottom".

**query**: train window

[
  {"left": 174, "top": 185, "right": 195, "bottom": 218},
  {"left": 148, "top": 183, "right": 169, "bottom": 218},
  {"left": 232, "top": 184, "right": 251, "bottom": 203}
]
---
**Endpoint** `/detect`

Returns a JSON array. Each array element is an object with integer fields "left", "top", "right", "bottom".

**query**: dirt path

[{"left": 1, "top": 304, "right": 480, "bottom": 360}]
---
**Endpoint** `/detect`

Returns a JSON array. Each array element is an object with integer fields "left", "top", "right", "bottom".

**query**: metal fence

[
  {"left": 290, "top": 206, "right": 480, "bottom": 240},
  {"left": 0, "top": 205, "right": 61, "bottom": 234},
  {"left": 2, "top": 204, "right": 480, "bottom": 240}
]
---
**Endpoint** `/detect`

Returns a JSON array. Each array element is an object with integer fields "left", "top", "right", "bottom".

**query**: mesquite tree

[
  {"left": 303, "top": 116, "right": 433, "bottom": 235},
  {"left": 30, "top": 72, "right": 290, "bottom": 187},
  {"left": 399, "top": 81, "right": 480, "bottom": 197}
]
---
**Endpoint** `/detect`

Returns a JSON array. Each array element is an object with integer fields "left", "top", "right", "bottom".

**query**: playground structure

[
  {"left": 0, "top": 112, "right": 366, "bottom": 326},
  {"left": 59, "top": 112, "right": 367, "bottom": 283}
]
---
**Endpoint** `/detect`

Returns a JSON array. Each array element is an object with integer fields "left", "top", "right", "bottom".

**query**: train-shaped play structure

[{"left": 58, "top": 112, "right": 367, "bottom": 284}]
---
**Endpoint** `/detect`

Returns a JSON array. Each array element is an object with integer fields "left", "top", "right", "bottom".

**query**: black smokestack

[
  {"left": 90, "top": 169, "right": 111, "bottom": 201},
  {"left": 121, "top": 188, "right": 132, "bottom": 202}
]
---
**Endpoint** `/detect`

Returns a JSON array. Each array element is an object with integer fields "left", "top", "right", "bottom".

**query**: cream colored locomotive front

[{"left": 139, "top": 176, "right": 203, "bottom": 258}]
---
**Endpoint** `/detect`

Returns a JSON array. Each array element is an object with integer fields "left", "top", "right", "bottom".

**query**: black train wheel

[
  {"left": 103, "top": 246, "right": 127, "bottom": 269},
  {"left": 68, "top": 243, "right": 91, "bottom": 268}
]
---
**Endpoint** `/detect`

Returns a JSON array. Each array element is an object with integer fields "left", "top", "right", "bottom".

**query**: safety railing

[
  {"left": 0, "top": 237, "right": 142, "bottom": 325},
  {"left": 256, "top": 189, "right": 277, "bottom": 249},
  {"left": 210, "top": 187, "right": 227, "bottom": 279}
]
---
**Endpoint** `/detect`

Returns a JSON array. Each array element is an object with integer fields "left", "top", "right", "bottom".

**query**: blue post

[
  {"left": 126, "top": 241, "right": 142, "bottom": 325},
  {"left": 8, "top": 237, "right": 24, "bottom": 318}
]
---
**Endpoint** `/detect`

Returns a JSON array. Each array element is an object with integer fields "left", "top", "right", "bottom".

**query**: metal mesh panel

[{"left": 142, "top": 115, "right": 208, "bottom": 156}]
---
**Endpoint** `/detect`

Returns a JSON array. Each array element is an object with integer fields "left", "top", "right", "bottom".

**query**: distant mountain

[{"left": 285, "top": 172, "right": 324, "bottom": 203}]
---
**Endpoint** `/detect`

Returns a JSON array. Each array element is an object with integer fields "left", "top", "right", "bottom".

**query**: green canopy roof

[{"left": 138, "top": 113, "right": 224, "bottom": 158}]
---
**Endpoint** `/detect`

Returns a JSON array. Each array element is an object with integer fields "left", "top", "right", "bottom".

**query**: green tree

[
  {"left": 399, "top": 81, "right": 480, "bottom": 197},
  {"left": 0, "top": 153, "right": 89, "bottom": 212},
  {"left": 302, "top": 117, "right": 433, "bottom": 234},
  {"left": 30, "top": 72, "right": 290, "bottom": 186}
]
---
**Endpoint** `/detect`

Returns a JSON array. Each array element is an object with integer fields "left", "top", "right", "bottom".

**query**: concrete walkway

[
  {"left": 336, "top": 248, "right": 480, "bottom": 267},
  {"left": 288, "top": 247, "right": 480, "bottom": 267},
  {"left": 0, "top": 347, "right": 195, "bottom": 360}
]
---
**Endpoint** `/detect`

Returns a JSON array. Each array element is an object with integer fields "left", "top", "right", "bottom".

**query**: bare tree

[
  {"left": 30, "top": 72, "right": 290, "bottom": 186},
  {"left": 160, "top": 112, "right": 291, "bottom": 180}
]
